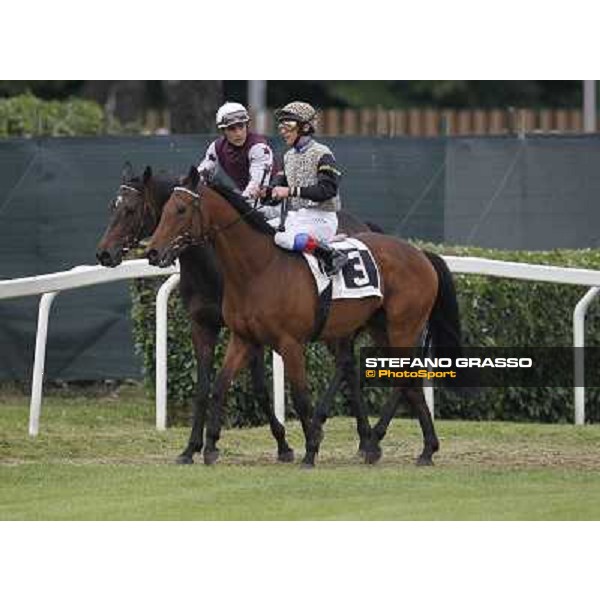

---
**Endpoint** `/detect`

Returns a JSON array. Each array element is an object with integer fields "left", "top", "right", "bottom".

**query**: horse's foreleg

[
  {"left": 367, "top": 383, "right": 439, "bottom": 466},
  {"left": 248, "top": 349, "right": 294, "bottom": 463},
  {"left": 176, "top": 323, "right": 219, "bottom": 464},
  {"left": 204, "top": 334, "right": 252, "bottom": 466},
  {"left": 279, "top": 341, "right": 316, "bottom": 467},
  {"left": 305, "top": 344, "right": 344, "bottom": 462},
  {"left": 385, "top": 322, "right": 439, "bottom": 466}
]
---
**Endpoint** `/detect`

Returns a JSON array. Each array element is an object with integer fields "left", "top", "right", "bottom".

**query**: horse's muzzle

[
  {"left": 96, "top": 247, "right": 123, "bottom": 268},
  {"left": 146, "top": 248, "right": 175, "bottom": 268},
  {"left": 146, "top": 248, "right": 160, "bottom": 266}
]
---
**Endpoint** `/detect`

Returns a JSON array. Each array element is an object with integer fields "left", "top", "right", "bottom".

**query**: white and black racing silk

[{"left": 283, "top": 139, "right": 341, "bottom": 212}]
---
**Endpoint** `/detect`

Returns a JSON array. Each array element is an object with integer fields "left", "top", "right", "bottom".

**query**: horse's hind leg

[
  {"left": 404, "top": 385, "right": 439, "bottom": 466},
  {"left": 176, "top": 323, "right": 218, "bottom": 464},
  {"left": 306, "top": 336, "right": 371, "bottom": 464},
  {"left": 333, "top": 337, "right": 371, "bottom": 455},
  {"left": 384, "top": 320, "right": 439, "bottom": 466},
  {"left": 248, "top": 348, "right": 294, "bottom": 463},
  {"left": 364, "top": 312, "right": 439, "bottom": 466}
]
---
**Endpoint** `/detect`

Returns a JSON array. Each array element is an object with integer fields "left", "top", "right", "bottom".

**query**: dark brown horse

[
  {"left": 96, "top": 164, "right": 374, "bottom": 463},
  {"left": 146, "top": 167, "right": 463, "bottom": 468}
]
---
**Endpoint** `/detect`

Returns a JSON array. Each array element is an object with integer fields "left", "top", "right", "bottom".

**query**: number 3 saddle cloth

[{"left": 303, "top": 237, "right": 383, "bottom": 300}]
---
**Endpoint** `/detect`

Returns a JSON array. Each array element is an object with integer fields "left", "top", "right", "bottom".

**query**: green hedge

[
  {"left": 0, "top": 93, "right": 126, "bottom": 137},
  {"left": 130, "top": 244, "right": 600, "bottom": 425}
]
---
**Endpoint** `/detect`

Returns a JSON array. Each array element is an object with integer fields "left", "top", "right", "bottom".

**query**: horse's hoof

[
  {"left": 416, "top": 455, "right": 434, "bottom": 467},
  {"left": 300, "top": 452, "right": 317, "bottom": 469},
  {"left": 278, "top": 449, "right": 295, "bottom": 463},
  {"left": 203, "top": 450, "right": 220, "bottom": 466},
  {"left": 364, "top": 447, "right": 382, "bottom": 465},
  {"left": 175, "top": 454, "right": 194, "bottom": 465}
]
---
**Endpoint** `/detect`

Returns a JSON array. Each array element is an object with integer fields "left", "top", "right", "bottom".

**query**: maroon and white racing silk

[{"left": 197, "top": 132, "right": 273, "bottom": 197}]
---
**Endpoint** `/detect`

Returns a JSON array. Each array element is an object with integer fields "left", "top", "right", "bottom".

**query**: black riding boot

[{"left": 313, "top": 241, "right": 348, "bottom": 277}]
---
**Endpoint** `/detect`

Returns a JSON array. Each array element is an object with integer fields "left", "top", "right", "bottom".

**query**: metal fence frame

[{"left": 1, "top": 256, "right": 600, "bottom": 436}]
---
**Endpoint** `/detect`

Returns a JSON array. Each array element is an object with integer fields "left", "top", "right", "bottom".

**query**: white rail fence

[
  {"left": 0, "top": 256, "right": 599, "bottom": 436},
  {"left": 0, "top": 260, "right": 178, "bottom": 435}
]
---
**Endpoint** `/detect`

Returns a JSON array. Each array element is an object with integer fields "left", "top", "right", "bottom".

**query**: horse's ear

[
  {"left": 142, "top": 166, "right": 153, "bottom": 184},
  {"left": 121, "top": 161, "right": 134, "bottom": 182},
  {"left": 189, "top": 166, "right": 200, "bottom": 189}
]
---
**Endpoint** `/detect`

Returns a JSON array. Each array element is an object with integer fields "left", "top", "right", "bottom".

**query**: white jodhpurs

[{"left": 270, "top": 208, "right": 338, "bottom": 250}]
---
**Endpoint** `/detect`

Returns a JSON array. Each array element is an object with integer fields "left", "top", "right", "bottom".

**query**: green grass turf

[{"left": 1, "top": 384, "right": 600, "bottom": 520}]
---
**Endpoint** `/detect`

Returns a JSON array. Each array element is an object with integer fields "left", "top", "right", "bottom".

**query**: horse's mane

[
  {"left": 153, "top": 174, "right": 179, "bottom": 202},
  {"left": 208, "top": 183, "right": 276, "bottom": 236},
  {"left": 126, "top": 173, "right": 179, "bottom": 206}
]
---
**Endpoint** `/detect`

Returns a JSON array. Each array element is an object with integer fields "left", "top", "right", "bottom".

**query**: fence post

[
  {"left": 440, "top": 109, "right": 455, "bottom": 135},
  {"left": 155, "top": 274, "right": 181, "bottom": 431},
  {"left": 394, "top": 110, "right": 407, "bottom": 136},
  {"left": 457, "top": 110, "right": 472, "bottom": 135},
  {"left": 424, "top": 381, "right": 434, "bottom": 419},
  {"left": 360, "top": 109, "right": 374, "bottom": 135},
  {"left": 342, "top": 109, "right": 357, "bottom": 135},
  {"left": 573, "top": 287, "right": 600, "bottom": 425},
  {"left": 539, "top": 109, "right": 553, "bottom": 132},
  {"left": 473, "top": 110, "right": 487, "bottom": 134},
  {"left": 570, "top": 109, "right": 583, "bottom": 132},
  {"left": 273, "top": 352, "right": 285, "bottom": 424},
  {"left": 29, "top": 291, "right": 59, "bottom": 436},
  {"left": 408, "top": 109, "right": 422, "bottom": 136},
  {"left": 423, "top": 109, "right": 438, "bottom": 136},
  {"left": 555, "top": 109, "right": 569, "bottom": 131}
]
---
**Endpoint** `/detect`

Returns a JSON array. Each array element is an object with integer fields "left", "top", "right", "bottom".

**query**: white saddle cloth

[{"left": 302, "top": 237, "right": 383, "bottom": 300}]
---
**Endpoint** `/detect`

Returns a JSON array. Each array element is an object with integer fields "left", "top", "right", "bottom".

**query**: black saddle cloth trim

[{"left": 311, "top": 281, "right": 333, "bottom": 341}]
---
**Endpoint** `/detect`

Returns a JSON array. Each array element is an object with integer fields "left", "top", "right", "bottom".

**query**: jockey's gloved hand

[
  {"left": 260, "top": 187, "right": 282, "bottom": 206},
  {"left": 198, "top": 168, "right": 213, "bottom": 185}
]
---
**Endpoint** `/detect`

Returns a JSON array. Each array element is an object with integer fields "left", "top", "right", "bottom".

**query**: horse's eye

[
  {"left": 124, "top": 206, "right": 135, "bottom": 216},
  {"left": 177, "top": 205, "right": 186, "bottom": 215}
]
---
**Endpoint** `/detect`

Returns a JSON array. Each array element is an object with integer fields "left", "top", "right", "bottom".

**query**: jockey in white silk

[{"left": 264, "top": 101, "right": 348, "bottom": 276}]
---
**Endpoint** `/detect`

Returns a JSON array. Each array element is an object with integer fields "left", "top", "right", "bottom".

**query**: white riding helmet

[{"left": 216, "top": 102, "right": 250, "bottom": 129}]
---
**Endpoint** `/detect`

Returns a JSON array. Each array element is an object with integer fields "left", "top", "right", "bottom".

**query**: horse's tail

[{"left": 423, "top": 250, "right": 471, "bottom": 389}]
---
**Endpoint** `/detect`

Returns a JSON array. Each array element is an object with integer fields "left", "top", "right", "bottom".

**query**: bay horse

[
  {"left": 96, "top": 164, "right": 375, "bottom": 463},
  {"left": 145, "top": 166, "right": 463, "bottom": 468}
]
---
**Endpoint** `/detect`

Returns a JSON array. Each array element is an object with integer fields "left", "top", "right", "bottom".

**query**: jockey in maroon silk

[{"left": 197, "top": 102, "right": 275, "bottom": 209}]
